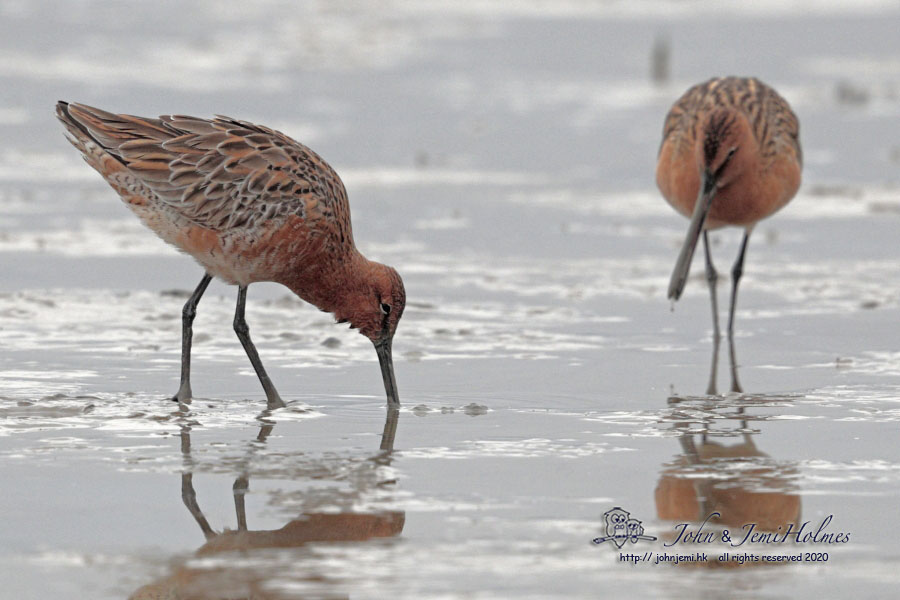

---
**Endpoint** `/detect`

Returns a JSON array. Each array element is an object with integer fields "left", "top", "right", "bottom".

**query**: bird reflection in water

[
  {"left": 654, "top": 395, "right": 801, "bottom": 567},
  {"left": 131, "top": 407, "right": 402, "bottom": 599}
]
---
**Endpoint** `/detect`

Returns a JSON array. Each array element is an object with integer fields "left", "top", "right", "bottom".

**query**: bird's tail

[
  {"left": 56, "top": 101, "right": 95, "bottom": 158},
  {"left": 56, "top": 101, "right": 130, "bottom": 181}
]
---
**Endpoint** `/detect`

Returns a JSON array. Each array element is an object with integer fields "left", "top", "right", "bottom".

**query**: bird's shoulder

[
  {"left": 660, "top": 77, "right": 801, "bottom": 165},
  {"left": 146, "top": 115, "right": 350, "bottom": 232}
]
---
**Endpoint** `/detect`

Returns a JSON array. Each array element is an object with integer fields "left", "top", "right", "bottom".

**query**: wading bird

[
  {"left": 57, "top": 102, "right": 405, "bottom": 409},
  {"left": 656, "top": 77, "right": 802, "bottom": 393}
]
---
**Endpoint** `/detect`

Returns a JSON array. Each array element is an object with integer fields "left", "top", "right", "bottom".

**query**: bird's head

[
  {"left": 700, "top": 108, "right": 752, "bottom": 189},
  {"left": 668, "top": 108, "right": 754, "bottom": 301},
  {"left": 335, "top": 261, "right": 406, "bottom": 405},
  {"left": 352, "top": 263, "right": 405, "bottom": 343}
]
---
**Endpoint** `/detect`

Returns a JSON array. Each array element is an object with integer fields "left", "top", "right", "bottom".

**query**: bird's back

[
  {"left": 659, "top": 76, "right": 802, "bottom": 168},
  {"left": 57, "top": 102, "right": 355, "bottom": 283}
]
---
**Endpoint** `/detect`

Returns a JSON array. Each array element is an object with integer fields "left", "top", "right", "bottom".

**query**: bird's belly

[
  {"left": 665, "top": 191, "right": 789, "bottom": 230},
  {"left": 660, "top": 169, "right": 799, "bottom": 230},
  {"left": 132, "top": 206, "right": 313, "bottom": 286},
  {"left": 178, "top": 229, "right": 265, "bottom": 285},
  {"left": 705, "top": 187, "right": 788, "bottom": 229}
]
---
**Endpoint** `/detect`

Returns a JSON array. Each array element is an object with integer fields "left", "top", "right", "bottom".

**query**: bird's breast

[{"left": 656, "top": 149, "right": 801, "bottom": 229}]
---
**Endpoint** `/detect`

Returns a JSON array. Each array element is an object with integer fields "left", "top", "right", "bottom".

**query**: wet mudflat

[{"left": 1, "top": 1, "right": 900, "bottom": 598}]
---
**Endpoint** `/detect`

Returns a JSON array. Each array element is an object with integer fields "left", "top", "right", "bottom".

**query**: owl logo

[
  {"left": 592, "top": 506, "right": 657, "bottom": 548},
  {"left": 626, "top": 518, "right": 644, "bottom": 543},
  {"left": 602, "top": 507, "right": 631, "bottom": 548}
]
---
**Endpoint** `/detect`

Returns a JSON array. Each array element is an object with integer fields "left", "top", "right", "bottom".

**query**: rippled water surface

[{"left": 1, "top": 1, "right": 899, "bottom": 598}]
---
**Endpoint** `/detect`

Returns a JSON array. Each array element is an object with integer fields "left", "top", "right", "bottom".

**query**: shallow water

[{"left": 1, "top": 1, "right": 900, "bottom": 598}]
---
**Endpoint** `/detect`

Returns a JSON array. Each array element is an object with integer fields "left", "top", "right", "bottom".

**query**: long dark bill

[
  {"left": 667, "top": 169, "right": 717, "bottom": 301},
  {"left": 375, "top": 339, "right": 400, "bottom": 406}
]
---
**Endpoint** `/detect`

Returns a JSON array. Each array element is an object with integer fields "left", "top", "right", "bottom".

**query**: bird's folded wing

[{"left": 58, "top": 102, "right": 349, "bottom": 233}]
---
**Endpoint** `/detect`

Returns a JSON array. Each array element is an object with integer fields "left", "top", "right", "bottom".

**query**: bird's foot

[
  {"left": 265, "top": 392, "right": 286, "bottom": 411},
  {"left": 171, "top": 383, "right": 193, "bottom": 404}
]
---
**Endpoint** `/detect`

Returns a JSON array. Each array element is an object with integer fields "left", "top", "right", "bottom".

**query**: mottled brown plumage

[
  {"left": 56, "top": 101, "right": 405, "bottom": 407},
  {"left": 657, "top": 76, "right": 802, "bottom": 229},
  {"left": 656, "top": 77, "right": 802, "bottom": 393}
]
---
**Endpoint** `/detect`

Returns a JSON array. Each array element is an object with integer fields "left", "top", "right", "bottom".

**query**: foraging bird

[
  {"left": 656, "top": 77, "right": 801, "bottom": 391},
  {"left": 56, "top": 102, "right": 405, "bottom": 409}
]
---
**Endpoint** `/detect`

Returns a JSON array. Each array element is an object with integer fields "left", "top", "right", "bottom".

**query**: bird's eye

[{"left": 380, "top": 302, "right": 391, "bottom": 315}]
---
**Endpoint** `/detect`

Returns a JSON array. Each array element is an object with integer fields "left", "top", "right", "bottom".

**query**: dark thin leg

[
  {"left": 726, "top": 232, "right": 750, "bottom": 338},
  {"left": 728, "top": 336, "right": 743, "bottom": 393},
  {"left": 231, "top": 416, "right": 275, "bottom": 532},
  {"left": 703, "top": 232, "right": 721, "bottom": 396},
  {"left": 678, "top": 433, "right": 700, "bottom": 463},
  {"left": 677, "top": 434, "right": 712, "bottom": 521},
  {"left": 182, "top": 473, "right": 216, "bottom": 540},
  {"left": 233, "top": 475, "right": 249, "bottom": 531},
  {"left": 179, "top": 425, "right": 216, "bottom": 540},
  {"left": 256, "top": 422, "right": 275, "bottom": 443},
  {"left": 233, "top": 286, "right": 285, "bottom": 409},
  {"left": 380, "top": 407, "right": 400, "bottom": 452},
  {"left": 737, "top": 406, "right": 751, "bottom": 437},
  {"left": 172, "top": 273, "right": 213, "bottom": 403},
  {"left": 727, "top": 232, "right": 750, "bottom": 393}
]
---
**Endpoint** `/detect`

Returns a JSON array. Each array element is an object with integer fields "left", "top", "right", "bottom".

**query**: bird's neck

[{"left": 279, "top": 249, "right": 372, "bottom": 319}]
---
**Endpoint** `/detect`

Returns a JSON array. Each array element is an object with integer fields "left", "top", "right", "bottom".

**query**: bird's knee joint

[
  {"left": 233, "top": 319, "right": 250, "bottom": 336},
  {"left": 182, "top": 305, "right": 197, "bottom": 322}
]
